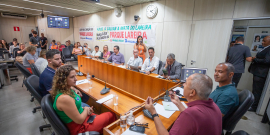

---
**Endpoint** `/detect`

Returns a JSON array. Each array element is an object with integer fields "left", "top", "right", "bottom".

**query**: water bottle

[
  {"left": 113, "top": 94, "right": 118, "bottom": 106},
  {"left": 87, "top": 73, "right": 93, "bottom": 89},
  {"left": 127, "top": 111, "right": 135, "bottom": 125}
]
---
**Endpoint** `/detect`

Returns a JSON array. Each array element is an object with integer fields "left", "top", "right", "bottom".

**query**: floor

[{"left": 0, "top": 63, "right": 269, "bottom": 135}]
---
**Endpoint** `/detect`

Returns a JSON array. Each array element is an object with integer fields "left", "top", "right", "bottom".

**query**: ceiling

[{"left": 0, "top": 0, "right": 156, "bottom": 17}]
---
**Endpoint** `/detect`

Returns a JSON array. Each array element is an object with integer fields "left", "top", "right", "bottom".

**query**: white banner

[{"left": 79, "top": 27, "right": 95, "bottom": 41}]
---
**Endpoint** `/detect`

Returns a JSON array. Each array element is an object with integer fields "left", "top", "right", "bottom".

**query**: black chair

[
  {"left": 231, "top": 130, "right": 249, "bottom": 135},
  {"left": 41, "top": 94, "right": 100, "bottom": 135},
  {"left": 24, "top": 75, "right": 51, "bottom": 132},
  {"left": 100, "top": 52, "right": 103, "bottom": 58},
  {"left": 222, "top": 90, "right": 254, "bottom": 135},
  {"left": 158, "top": 60, "right": 163, "bottom": 73},
  {"left": 0, "top": 48, "right": 7, "bottom": 58},
  {"left": 15, "top": 62, "right": 31, "bottom": 86},
  {"left": 62, "top": 48, "right": 76, "bottom": 63},
  {"left": 67, "top": 46, "right": 73, "bottom": 54},
  {"left": 110, "top": 51, "right": 113, "bottom": 55},
  {"left": 13, "top": 48, "right": 20, "bottom": 58},
  {"left": 30, "top": 64, "right": 41, "bottom": 77}
]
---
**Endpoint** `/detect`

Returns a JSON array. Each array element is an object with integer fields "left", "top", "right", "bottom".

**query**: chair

[
  {"left": 24, "top": 75, "right": 51, "bottom": 132},
  {"left": 30, "top": 64, "right": 41, "bottom": 77},
  {"left": 15, "top": 62, "right": 31, "bottom": 86},
  {"left": 110, "top": 51, "right": 113, "bottom": 55},
  {"left": 41, "top": 94, "right": 100, "bottom": 135},
  {"left": 67, "top": 46, "right": 73, "bottom": 54},
  {"left": 100, "top": 52, "right": 103, "bottom": 58},
  {"left": 13, "top": 48, "right": 20, "bottom": 58},
  {"left": 231, "top": 130, "right": 249, "bottom": 135},
  {"left": 222, "top": 90, "right": 254, "bottom": 135},
  {"left": 62, "top": 48, "right": 76, "bottom": 63},
  {"left": 158, "top": 60, "right": 163, "bottom": 73}
]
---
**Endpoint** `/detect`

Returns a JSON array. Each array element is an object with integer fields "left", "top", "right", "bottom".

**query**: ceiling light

[
  {"left": 0, "top": 4, "right": 6, "bottom": 6},
  {"left": 0, "top": 3, "right": 52, "bottom": 13},
  {"left": 96, "top": 3, "right": 114, "bottom": 8}
]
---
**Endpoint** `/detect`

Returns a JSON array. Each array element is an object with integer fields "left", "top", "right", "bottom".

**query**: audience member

[
  {"left": 102, "top": 45, "right": 110, "bottom": 60},
  {"left": 35, "top": 50, "right": 48, "bottom": 73},
  {"left": 159, "top": 53, "right": 182, "bottom": 80},
  {"left": 29, "top": 31, "right": 42, "bottom": 57},
  {"left": 145, "top": 73, "right": 222, "bottom": 135},
  {"left": 72, "top": 43, "right": 83, "bottom": 60},
  {"left": 40, "top": 33, "right": 48, "bottom": 50},
  {"left": 50, "top": 40, "right": 58, "bottom": 49},
  {"left": 77, "top": 42, "right": 83, "bottom": 51},
  {"left": 209, "top": 63, "right": 239, "bottom": 118},
  {"left": 9, "top": 38, "right": 19, "bottom": 47},
  {"left": 141, "top": 47, "right": 159, "bottom": 75},
  {"left": 82, "top": 43, "right": 91, "bottom": 56},
  {"left": 22, "top": 46, "right": 38, "bottom": 74},
  {"left": 90, "top": 46, "right": 101, "bottom": 58},
  {"left": 51, "top": 65, "right": 116, "bottom": 135},
  {"left": 108, "top": 45, "right": 125, "bottom": 65},
  {"left": 57, "top": 41, "right": 65, "bottom": 52},
  {"left": 227, "top": 37, "right": 252, "bottom": 88},
  {"left": 9, "top": 39, "right": 19, "bottom": 55},
  {"left": 127, "top": 49, "right": 143, "bottom": 69},
  {"left": 68, "top": 40, "right": 73, "bottom": 46},
  {"left": 65, "top": 41, "right": 70, "bottom": 47},
  {"left": 249, "top": 35, "right": 270, "bottom": 112},
  {"left": 17, "top": 43, "right": 27, "bottom": 56},
  {"left": 1, "top": 39, "right": 9, "bottom": 50},
  {"left": 134, "top": 36, "right": 147, "bottom": 62},
  {"left": 29, "top": 29, "right": 34, "bottom": 38},
  {"left": 229, "top": 41, "right": 235, "bottom": 47}
]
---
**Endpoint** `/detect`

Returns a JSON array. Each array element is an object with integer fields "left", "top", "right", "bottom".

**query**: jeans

[
  {"left": 35, "top": 47, "right": 41, "bottom": 57},
  {"left": 81, "top": 102, "right": 90, "bottom": 107},
  {"left": 232, "top": 73, "right": 242, "bottom": 88}
]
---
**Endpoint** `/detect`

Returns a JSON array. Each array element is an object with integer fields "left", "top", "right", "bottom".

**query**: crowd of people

[{"left": 1, "top": 28, "right": 270, "bottom": 135}]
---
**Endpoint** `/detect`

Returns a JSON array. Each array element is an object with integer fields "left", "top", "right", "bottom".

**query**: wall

[{"left": 0, "top": 16, "right": 36, "bottom": 45}]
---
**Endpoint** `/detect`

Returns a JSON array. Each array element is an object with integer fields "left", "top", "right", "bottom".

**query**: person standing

[
  {"left": 29, "top": 29, "right": 34, "bottom": 39},
  {"left": 29, "top": 31, "right": 42, "bottom": 57},
  {"left": 40, "top": 33, "right": 48, "bottom": 50},
  {"left": 134, "top": 36, "right": 147, "bottom": 62},
  {"left": 226, "top": 37, "right": 252, "bottom": 88},
  {"left": 141, "top": 47, "right": 159, "bottom": 75},
  {"left": 248, "top": 36, "right": 270, "bottom": 112}
]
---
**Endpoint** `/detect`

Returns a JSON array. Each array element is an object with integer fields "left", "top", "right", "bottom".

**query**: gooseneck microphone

[
  {"left": 77, "top": 65, "right": 83, "bottom": 76},
  {"left": 91, "top": 75, "right": 110, "bottom": 94}
]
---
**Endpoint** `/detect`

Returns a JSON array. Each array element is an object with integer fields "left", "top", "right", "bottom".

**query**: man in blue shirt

[
  {"left": 39, "top": 49, "right": 89, "bottom": 107},
  {"left": 209, "top": 63, "right": 239, "bottom": 118}
]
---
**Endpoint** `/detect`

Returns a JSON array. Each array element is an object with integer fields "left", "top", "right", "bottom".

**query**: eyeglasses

[{"left": 134, "top": 122, "right": 149, "bottom": 128}]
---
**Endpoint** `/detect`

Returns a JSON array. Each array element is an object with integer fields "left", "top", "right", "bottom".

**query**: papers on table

[
  {"left": 85, "top": 57, "right": 91, "bottom": 58},
  {"left": 121, "top": 129, "right": 146, "bottom": 135},
  {"left": 156, "top": 75, "right": 165, "bottom": 79},
  {"left": 154, "top": 103, "right": 176, "bottom": 118},
  {"left": 118, "top": 65, "right": 126, "bottom": 68},
  {"left": 76, "top": 79, "right": 89, "bottom": 85},
  {"left": 172, "top": 87, "right": 184, "bottom": 97},
  {"left": 162, "top": 101, "right": 179, "bottom": 111},
  {"left": 96, "top": 94, "right": 114, "bottom": 104}
]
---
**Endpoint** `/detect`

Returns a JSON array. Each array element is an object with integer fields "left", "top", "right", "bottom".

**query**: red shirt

[
  {"left": 169, "top": 99, "right": 222, "bottom": 135},
  {"left": 58, "top": 45, "right": 66, "bottom": 52}
]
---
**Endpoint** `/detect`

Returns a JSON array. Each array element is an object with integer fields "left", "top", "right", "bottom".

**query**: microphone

[
  {"left": 91, "top": 75, "right": 110, "bottom": 94},
  {"left": 77, "top": 65, "right": 83, "bottom": 76},
  {"left": 163, "top": 90, "right": 171, "bottom": 102}
]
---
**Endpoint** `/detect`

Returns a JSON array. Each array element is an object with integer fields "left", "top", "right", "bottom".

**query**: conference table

[{"left": 75, "top": 55, "right": 182, "bottom": 135}]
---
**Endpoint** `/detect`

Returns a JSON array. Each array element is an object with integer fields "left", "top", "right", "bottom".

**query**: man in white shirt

[
  {"left": 141, "top": 47, "right": 160, "bottom": 75},
  {"left": 90, "top": 46, "right": 101, "bottom": 58},
  {"left": 127, "top": 49, "right": 143, "bottom": 69},
  {"left": 83, "top": 43, "right": 91, "bottom": 56}
]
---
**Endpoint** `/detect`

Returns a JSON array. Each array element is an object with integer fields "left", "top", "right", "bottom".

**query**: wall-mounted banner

[
  {"left": 79, "top": 27, "right": 95, "bottom": 41},
  {"left": 96, "top": 24, "right": 156, "bottom": 46}
]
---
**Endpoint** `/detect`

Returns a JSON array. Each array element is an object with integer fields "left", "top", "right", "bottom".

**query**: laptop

[{"left": 180, "top": 67, "right": 207, "bottom": 82}]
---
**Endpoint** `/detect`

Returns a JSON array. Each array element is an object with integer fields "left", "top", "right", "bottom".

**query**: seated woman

[
  {"left": 35, "top": 50, "right": 48, "bottom": 73},
  {"left": 0, "top": 43, "right": 6, "bottom": 49},
  {"left": 22, "top": 46, "right": 38, "bottom": 74},
  {"left": 103, "top": 45, "right": 110, "bottom": 60},
  {"left": 57, "top": 41, "right": 66, "bottom": 52},
  {"left": 52, "top": 65, "right": 116, "bottom": 135},
  {"left": 72, "top": 43, "right": 83, "bottom": 60},
  {"left": 1, "top": 39, "right": 9, "bottom": 51},
  {"left": 17, "top": 43, "right": 27, "bottom": 56},
  {"left": 51, "top": 40, "right": 58, "bottom": 50}
]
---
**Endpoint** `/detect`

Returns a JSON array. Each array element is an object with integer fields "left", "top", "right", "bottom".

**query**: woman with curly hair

[{"left": 51, "top": 65, "right": 116, "bottom": 135}]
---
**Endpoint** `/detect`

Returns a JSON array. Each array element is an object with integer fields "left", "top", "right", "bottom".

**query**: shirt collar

[
  {"left": 186, "top": 98, "right": 214, "bottom": 107},
  {"left": 258, "top": 45, "right": 270, "bottom": 53},
  {"left": 46, "top": 66, "right": 56, "bottom": 74},
  {"left": 215, "top": 83, "right": 235, "bottom": 91}
]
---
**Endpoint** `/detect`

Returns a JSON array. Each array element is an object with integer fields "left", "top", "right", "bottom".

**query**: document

[
  {"left": 121, "top": 129, "right": 146, "bottom": 135},
  {"left": 85, "top": 57, "right": 91, "bottom": 58},
  {"left": 118, "top": 65, "right": 126, "bottom": 68},
  {"left": 162, "top": 101, "right": 179, "bottom": 111},
  {"left": 96, "top": 94, "right": 114, "bottom": 104},
  {"left": 156, "top": 75, "right": 165, "bottom": 79},
  {"left": 154, "top": 103, "right": 176, "bottom": 118},
  {"left": 76, "top": 79, "right": 89, "bottom": 85}
]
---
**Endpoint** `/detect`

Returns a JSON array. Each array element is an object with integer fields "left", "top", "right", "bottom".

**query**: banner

[
  {"left": 96, "top": 24, "right": 156, "bottom": 46},
  {"left": 79, "top": 27, "right": 95, "bottom": 41},
  {"left": 251, "top": 33, "right": 270, "bottom": 53}
]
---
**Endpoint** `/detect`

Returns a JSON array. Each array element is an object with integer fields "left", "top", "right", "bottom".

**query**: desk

[{"left": 76, "top": 55, "right": 181, "bottom": 135}]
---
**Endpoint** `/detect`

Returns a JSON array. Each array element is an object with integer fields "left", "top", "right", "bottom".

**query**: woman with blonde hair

[
  {"left": 22, "top": 46, "right": 38, "bottom": 73},
  {"left": 102, "top": 45, "right": 110, "bottom": 60},
  {"left": 52, "top": 65, "right": 116, "bottom": 135},
  {"left": 17, "top": 43, "right": 26, "bottom": 56},
  {"left": 35, "top": 50, "right": 48, "bottom": 73}
]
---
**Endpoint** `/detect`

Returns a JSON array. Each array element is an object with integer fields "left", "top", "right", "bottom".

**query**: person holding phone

[
  {"left": 134, "top": 36, "right": 147, "bottom": 62},
  {"left": 52, "top": 65, "right": 116, "bottom": 135}
]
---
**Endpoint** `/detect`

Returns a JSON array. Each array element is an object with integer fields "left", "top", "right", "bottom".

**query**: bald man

[{"left": 249, "top": 35, "right": 270, "bottom": 112}]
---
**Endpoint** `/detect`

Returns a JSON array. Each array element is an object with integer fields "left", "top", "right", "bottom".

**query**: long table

[{"left": 75, "top": 55, "right": 182, "bottom": 135}]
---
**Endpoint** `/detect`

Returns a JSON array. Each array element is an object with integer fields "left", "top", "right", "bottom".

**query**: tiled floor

[{"left": 0, "top": 64, "right": 269, "bottom": 135}]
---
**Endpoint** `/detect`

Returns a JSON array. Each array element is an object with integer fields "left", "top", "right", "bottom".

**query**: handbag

[{"left": 15, "top": 56, "right": 23, "bottom": 64}]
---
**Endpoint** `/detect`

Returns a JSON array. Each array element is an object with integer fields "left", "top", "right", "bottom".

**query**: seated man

[
  {"left": 108, "top": 45, "right": 125, "bottom": 65},
  {"left": 210, "top": 62, "right": 239, "bottom": 118},
  {"left": 127, "top": 49, "right": 143, "bottom": 69},
  {"left": 159, "top": 53, "right": 182, "bottom": 80},
  {"left": 90, "top": 46, "right": 101, "bottom": 58},
  {"left": 145, "top": 73, "right": 222, "bottom": 135},
  {"left": 39, "top": 49, "right": 89, "bottom": 107},
  {"left": 83, "top": 43, "right": 91, "bottom": 56},
  {"left": 141, "top": 47, "right": 159, "bottom": 75},
  {"left": 9, "top": 38, "right": 19, "bottom": 55}
]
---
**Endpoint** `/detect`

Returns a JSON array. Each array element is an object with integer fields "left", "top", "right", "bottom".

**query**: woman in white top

[{"left": 35, "top": 50, "right": 48, "bottom": 74}]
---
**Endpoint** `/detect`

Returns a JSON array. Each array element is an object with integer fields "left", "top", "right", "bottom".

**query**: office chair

[
  {"left": 231, "top": 130, "right": 249, "bottom": 135},
  {"left": 41, "top": 94, "right": 100, "bottom": 135},
  {"left": 62, "top": 48, "right": 76, "bottom": 63},
  {"left": 13, "top": 48, "right": 20, "bottom": 58},
  {"left": 222, "top": 90, "right": 254, "bottom": 135},
  {"left": 110, "top": 51, "right": 113, "bottom": 55},
  {"left": 67, "top": 46, "right": 73, "bottom": 54},
  {"left": 24, "top": 75, "right": 51, "bottom": 132},
  {"left": 158, "top": 60, "right": 163, "bottom": 73},
  {"left": 30, "top": 64, "right": 41, "bottom": 77},
  {"left": 100, "top": 52, "right": 103, "bottom": 58}
]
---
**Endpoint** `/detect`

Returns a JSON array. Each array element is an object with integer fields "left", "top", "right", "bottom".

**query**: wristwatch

[
  {"left": 149, "top": 71, "right": 152, "bottom": 73},
  {"left": 152, "top": 113, "right": 159, "bottom": 118}
]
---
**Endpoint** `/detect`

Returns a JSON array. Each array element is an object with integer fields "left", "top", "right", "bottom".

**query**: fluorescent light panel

[
  {"left": 0, "top": 3, "right": 52, "bottom": 13},
  {"left": 96, "top": 3, "right": 114, "bottom": 8}
]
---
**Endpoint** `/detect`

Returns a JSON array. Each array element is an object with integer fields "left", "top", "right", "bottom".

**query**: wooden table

[{"left": 76, "top": 55, "right": 182, "bottom": 135}]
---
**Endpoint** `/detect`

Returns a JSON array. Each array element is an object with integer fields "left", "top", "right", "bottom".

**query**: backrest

[
  {"left": 223, "top": 90, "right": 254, "bottom": 132},
  {"left": 110, "top": 51, "right": 113, "bottom": 55},
  {"left": 15, "top": 62, "right": 32, "bottom": 78},
  {"left": 41, "top": 94, "right": 70, "bottom": 135},
  {"left": 62, "top": 48, "right": 72, "bottom": 58},
  {"left": 231, "top": 130, "right": 250, "bottom": 135},
  {"left": 67, "top": 46, "right": 73, "bottom": 54},
  {"left": 0, "top": 48, "right": 7, "bottom": 58},
  {"left": 100, "top": 52, "right": 103, "bottom": 58},
  {"left": 30, "top": 64, "right": 41, "bottom": 77},
  {"left": 13, "top": 48, "right": 20, "bottom": 58},
  {"left": 158, "top": 60, "right": 163, "bottom": 73},
  {"left": 25, "top": 75, "right": 42, "bottom": 103}
]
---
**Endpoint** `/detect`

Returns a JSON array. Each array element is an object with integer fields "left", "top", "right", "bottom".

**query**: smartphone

[
  {"left": 140, "top": 41, "right": 143, "bottom": 44},
  {"left": 87, "top": 115, "right": 96, "bottom": 123}
]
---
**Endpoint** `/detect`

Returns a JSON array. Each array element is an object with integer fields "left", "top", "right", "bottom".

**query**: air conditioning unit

[{"left": 1, "top": 12, "right": 27, "bottom": 19}]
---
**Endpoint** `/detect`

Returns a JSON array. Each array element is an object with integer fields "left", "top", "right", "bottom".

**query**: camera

[{"left": 134, "top": 15, "right": 140, "bottom": 21}]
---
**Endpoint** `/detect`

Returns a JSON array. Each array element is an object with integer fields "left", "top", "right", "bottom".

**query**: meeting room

[{"left": 0, "top": 0, "right": 270, "bottom": 135}]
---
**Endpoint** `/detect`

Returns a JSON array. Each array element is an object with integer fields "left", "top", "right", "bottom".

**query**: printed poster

[
  {"left": 79, "top": 27, "right": 95, "bottom": 41},
  {"left": 251, "top": 33, "right": 270, "bottom": 53}
]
